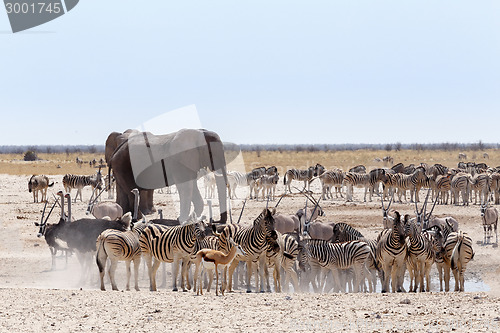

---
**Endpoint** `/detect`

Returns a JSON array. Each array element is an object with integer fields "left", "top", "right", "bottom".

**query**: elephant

[
  {"left": 105, "top": 130, "right": 155, "bottom": 215},
  {"left": 107, "top": 128, "right": 228, "bottom": 224}
]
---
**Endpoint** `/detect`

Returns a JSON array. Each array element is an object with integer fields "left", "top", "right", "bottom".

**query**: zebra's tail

[
  {"left": 283, "top": 172, "right": 287, "bottom": 186},
  {"left": 451, "top": 232, "right": 463, "bottom": 271},
  {"left": 95, "top": 235, "right": 107, "bottom": 273}
]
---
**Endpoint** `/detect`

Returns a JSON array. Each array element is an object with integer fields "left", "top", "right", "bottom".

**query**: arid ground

[{"left": 1, "top": 151, "right": 500, "bottom": 332}]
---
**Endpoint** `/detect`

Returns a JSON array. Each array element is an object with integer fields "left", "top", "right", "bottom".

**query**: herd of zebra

[
  {"left": 220, "top": 161, "right": 500, "bottom": 208},
  {"left": 34, "top": 179, "right": 479, "bottom": 295}
]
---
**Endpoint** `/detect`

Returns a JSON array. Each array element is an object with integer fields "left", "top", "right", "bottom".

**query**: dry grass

[
  {"left": 0, "top": 153, "right": 106, "bottom": 176},
  {"left": 0, "top": 149, "right": 498, "bottom": 176}
]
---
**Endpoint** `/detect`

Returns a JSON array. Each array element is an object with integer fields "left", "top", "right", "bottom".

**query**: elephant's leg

[
  {"left": 177, "top": 181, "right": 194, "bottom": 224},
  {"left": 191, "top": 180, "right": 204, "bottom": 218}
]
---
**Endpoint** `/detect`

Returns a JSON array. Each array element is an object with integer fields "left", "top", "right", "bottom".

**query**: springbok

[{"left": 194, "top": 238, "right": 246, "bottom": 296}]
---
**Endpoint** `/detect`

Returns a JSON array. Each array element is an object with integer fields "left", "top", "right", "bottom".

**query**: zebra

[
  {"left": 265, "top": 166, "right": 278, "bottom": 176},
  {"left": 376, "top": 211, "right": 407, "bottom": 293},
  {"left": 470, "top": 173, "right": 491, "bottom": 205},
  {"left": 426, "top": 163, "right": 448, "bottom": 179},
  {"left": 349, "top": 165, "right": 366, "bottom": 173},
  {"left": 138, "top": 216, "right": 206, "bottom": 291},
  {"left": 283, "top": 167, "right": 315, "bottom": 193},
  {"left": 445, "top": 231, "right": 474, "bottom": 292},
  {"left": 480, "top": 204, "right": 498, "bottom": 245},
  {"left": 218, "top": 208, "right": 276, "bottom": 293},
  {"left": 403, "top": 164, "right": 416, "bottom": 175},
  {"left": 95, "top": 218, "right": 148, "bottom": 291},
  {"left": 331, "top": 223, "right": 380, "bottom": 292},
  {"left": 391, "top": 162, "right": 405, "bottom": 174},
  {"left": 450, "top": 172, "right": 471, "bottom": 205},
  {"left": 343, "top": 172, "right": 370, "bottom": 202},
  {"left": 255, "top": 174, "right": 280, "bottom": 200},
  {"left": 63, "top": 173, "right": 102, "bottom": 202},
  {"left": 76, "top": 157, "right": 84, "bottom": 168},
  {"left": 490, "top": 172, "right": 500, "bottom": 204},
  {"left": 103, "top": 173, "right": 116, "bottom": 200},
  {"left": 226, "top": 171, "right": 253, "bottom": 199},
  {"left": 201, "top": 170, "right": 216, "bottom": 199},
  {"left": 367, "top": 168, "right": 388, "bottom": 201},
  {"left": 382, "top": 172, "right": 398, "bottom": 201},
  {"left": 458, "top": 153, "right": 467, "bottom": 160},
  {"left": 404, "top": 218, "right": 436, "bottom": 292},
  {"left": 435, "top": 174, "right": 452, "bottom": 204},
  {"left": 263, "top": 231, "right": 300, "bottom": 292},
  {"left": 392, "top": 166, "right": 426, "bottom": 203},
  {"left": 310, "top": 169, "right": 345, "bottom": 200},
  {"left": 297, "top": 238, "right": 372, "bottom": 293},
  {"left": 382, "top": 156, "right": 393, "bottom": 166},
  {"left": 28, "top": 175, "right": 54, "bottom": 203}
]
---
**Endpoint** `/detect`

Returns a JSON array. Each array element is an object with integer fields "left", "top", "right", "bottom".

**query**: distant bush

[{"left": 23, "top": 150, "right": 38, "bottom": 161}]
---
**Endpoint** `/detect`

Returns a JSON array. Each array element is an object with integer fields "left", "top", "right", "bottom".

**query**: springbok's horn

[{"left": 237, "top": 199, "right": 246, "bottom": 224}]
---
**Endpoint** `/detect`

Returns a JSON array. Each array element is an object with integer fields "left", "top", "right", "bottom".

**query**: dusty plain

[{"left": 1, "top": 150, "right": 500, "bottom": 332}]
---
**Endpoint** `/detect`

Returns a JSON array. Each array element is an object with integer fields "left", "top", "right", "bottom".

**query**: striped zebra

[
  {"left": 255, "top": 174, "right": 280, "bottom": 200},
  {"left": 404, "top": 218, "right": 436, "bottom": 292},
  {"left": 331, "top": 223, "right": 380, "bottom": 292},
  {"left": 349, "top": 165, "right": 366, "bottom": 173},
  {"left": 376, "top": 211, "right": 407, "bottom": 293},
  {"left": 367, "top": 168, "right": 388, "bottom": 201},
  {"left": 63, "top": 173, "right": 102, "bottom": 202},
  {"left": 470, "top": 173, "right": 491, "bottom": 205},
  {"left": 217, "top": 208, "right": 276, "bottom": 293},
  {"left": 284, "top": 167, "right": 315, "bottom": 193},
  {"left": 426, "top": 163, "right": 448, "bottom": 179},
  {"left": 264, "top": 231, "right": 300, "bottom": 292},
  {"left": 310, "top": 169, "right": 344, "bottom": 200},
  {"left": 491, "top": 172, "right": 500, "bottom": 204},
  {"left": 139, "top": 217, "right": 206, "bottom": 291},
  {"left": 298, "top": 238, "right": 372, "bottom": 293},
  {"left": 450, "top": 172, "right": 471, "bottom": 205},
  {"left": 445, "top": 231, "right": 474, "bottom": 292},
  {"left": 226, "top": 171, "right": 253, "bottom": 199},
  {"left": 382, "top": 172, "right": 398, "bottom": 201},
  {"left": 391, "top": 162, "right": 405, "bottom": 174},
  {"left": 435, "top": 174, "right": 451, "bottom": 204},
  {"left": 95, "top": 216, "right": 148, "bottom": 291},
  {"left": 392, "top": 166, "right": 426, "bottom": 203},
  {"left": 343, "top": 172, "right": 370, "bottom": 202}
]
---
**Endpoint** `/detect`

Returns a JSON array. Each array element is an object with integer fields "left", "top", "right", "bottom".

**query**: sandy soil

[{"left": 1, "top": 174, "right": 500, "bottom": 332}]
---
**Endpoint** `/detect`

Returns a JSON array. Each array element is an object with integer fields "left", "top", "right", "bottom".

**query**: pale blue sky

[{"left": 1, "top": 1, "right": 499, "bottom": 145}]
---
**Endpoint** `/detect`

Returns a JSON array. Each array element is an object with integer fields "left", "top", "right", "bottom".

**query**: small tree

[
  {"left": 23, "top": 150, "right": 38, "bottom": 161},
  {"left": 385, "top": 144, "right": 392, "bottom": 152},
  {"left": 395, "top": 142, "right": 402, "bottom": 151}
]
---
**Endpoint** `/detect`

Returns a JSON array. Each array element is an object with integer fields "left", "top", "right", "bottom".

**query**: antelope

[{"left": 194, "top": 238, "right": 246, "bottom": 296}]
